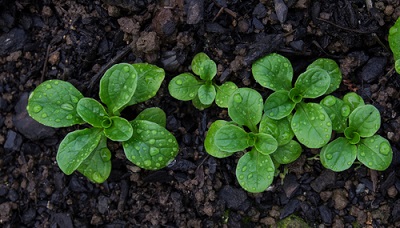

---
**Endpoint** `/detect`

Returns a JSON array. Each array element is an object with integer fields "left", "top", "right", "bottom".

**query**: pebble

[
  {"left": 50, "top": 213, "right": 74, "bottom": 228},
  {"left": 68, "top": 176, "right": 88, "bottom": 193},
  {"left": 253, "top": 3, "right": 267, "bottom": 18},
  {"left": 0, "top": 28, "right": 26, "bottom": 55},
  {"left": 97, "top": 195, "right": 109, "bottom": 214},
  {"left": 274, "top": 0, "right": 288, "bottom": 23},
  {"left": 318, "top": 205, "right": 332, "bottom": 224},
  {"left": 332, "top": 189, "right": 348, "bottom": 210},
  {"left": 311, "top": 170, "right": 336, "bottom": 193},
  {"left": 21, "top": 207, "right": 36, "bottom": 224},
  {"left": 282, "top": 174, "right": 300, "bottom": 198},
  {"left": 219, "top": 185, "right": 248, "bottom": 211},
  {"left": 356, "top": 183, "right": 365, "bottom": 194},
  {"left": 4, "top": 130, "right": 23, "bottom": 152},
  {"left": 388, "top": 186, "right": 398, "bottom": 198},
  {"left": 280, "top": 199, "right": 300, "bottom": 219},
  {"left": 185, "top": 0, "right": 204, "bottom": 25},
  {"left": 360, "top": 57, "right": 387, "bottom": 83}
]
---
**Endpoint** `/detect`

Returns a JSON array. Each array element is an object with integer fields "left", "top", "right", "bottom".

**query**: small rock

[
  {"left": 219, "top": 185, "right": 248, "bottom": 210},
  {"left": 282, "top": 174, "right": 300, "bottom": 198},
  {"left": 332, "top": 189, "right": 348, "bottom": 210},
  {"left": 388, "top": 186, "right": 398, "bottom": 198},
  {"left": 310, "top": 170, "right": 336, "bottom": 192},
  {"left": 50, "top": 213, "right": 74, "bottom": 228},
  {"left": 360, "top": 57, "right": 387, "bottom": 83},
  {"left": 185, "top": 0, "right": 204, "bottom": 24},
  {"left": 68, "top": 176, "right": 88, "bottom": 193},
  {"left": 253, "top": 3, "right": 267, "bottom": 18},
  {"left": 320, "top": 191, "right": 332, "bottom": 202},
  {"left": 136, "top": 31, "right": 159, "bottom": 53},
  {"left": 169, "top": 159, "right": 196, "bottom": 172},
  {"left": 21, "top": 207, "right": 36, "bottom": 224},
  {"left": 318, "top": 205, "right": 332, "bottom": 224},
  {"left": 0, "top": 202, "right": 15, "bottom": 222},
  {"left": 0, "top": 185, "right": 9, "bottom": 196},
  {"left": 48, "top": 51, "right": 60, "bottom": 65},
  {"left": 274, "top": 0, "right": 288, "bottom": 23},
  {"left": 356, "top": 183, "right": 365, "bottom": 194},
  {"left": 4, "top": 130, "right": 23, "bottom": 152},
  {"left": 0, "top": 28, "right": 27, "bottom": 56},
  {"left": 280, "top": 199, "right": 300, "bottom": 219},
  {"left": 97, "top": 195, "right": 109, "bottom": 214},
  {"left": 117, "top": 17, "right": 140, "bottom": 34},
  {"left": 152, "top": 8, "right": 176, "bottom": 37}
]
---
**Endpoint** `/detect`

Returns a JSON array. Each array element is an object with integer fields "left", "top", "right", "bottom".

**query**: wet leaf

[
  {"left": 103, "top": 116, "right": 133, "bottom": 142},
  {"left": 259, "top": 115, "right": 294, "bottom": 146},
  {"left": 320, "top": 95, "right": 349, "bottom": 133},
  {"left": 357, "top": 135, "right": 392, "bottom": 171},
  {"left": 77, "top": 98, "right": 109, "bottom": 128},
  {"left": 27, "top": 80, "right": 84, "bottom": 127},
  {"left": 198, "top": 84, "right": 216, "bottom": 105},
  {"left": 348, "top": 105, "right": 381, "bottom": 137},
  {"left": 135, "top": 107, "right": 166, "bottom": 128},
  {"left": 264, "top": 90, "right": 295, "bottom": 120},
  {"left": 191, "top": 52, "right": 216, "bottom": 80},
  {"left": 168, "top": 73, "right": 201, "bottom": 101},
  {"left": 307, "top": 58, "right": 342, "bottom": 94},
  {"left": 215, "top": 81, "right": 238, "bottom": 108},
  {"left": 215, "top": 125, "right": 250, "bottom": 152},
  {"left": 204, "top": 120, "right": 235, "bottom": 158},
  {"left": 294, "top": 68, "right": 330, "bottom": 98},
  {"left": 254, "top": 133, "right": 278, "bottom": 155},
  {"left": 342, "top": 92, "right": 365, "bottom": 113},
  {"left": 320, "top": 137, "right": 357, "bottom": 172},
  {"left": 272, "top": 140, "right": 302, "bottom": 164}
]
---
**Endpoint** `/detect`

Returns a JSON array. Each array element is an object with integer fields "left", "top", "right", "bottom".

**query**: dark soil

[{"left": 1, "top": 0, "right": 400, "bottom": 227}]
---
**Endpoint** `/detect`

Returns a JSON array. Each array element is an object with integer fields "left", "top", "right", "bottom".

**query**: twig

[
  {"left": 316, "top": 17, "right": 376, "bottom": 34},
  {"left": 41, "top": 44, "right": 52, "bottom": 83}
]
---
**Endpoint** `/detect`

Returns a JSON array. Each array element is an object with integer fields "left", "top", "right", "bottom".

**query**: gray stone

[
  {"left": 219, "top": 185, "right": 248, "bottom": 210},
  {"left": 311, "top": 170, "right": 336, "bottom": 192},
  {"left": 4, "top": 130, "right": 23, "bottom": 152},
  {"left": 361, "top": 57, "right": 387, "bottom": 83},
  {"left": 0, "top": 28, "right": 27, "bottom": 56}
]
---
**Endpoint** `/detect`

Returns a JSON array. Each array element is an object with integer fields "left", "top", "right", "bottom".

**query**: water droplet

[
  {"left": 247, "top": 174, "right": 253, "bottom": 179},
  {"left": 360, "top": 152, "right": 366, "bottom": 156},
  {"left": 327, "top": 122, "right": 331, "bottom": 127},
  {"left": 326, "top": 154, "right": 333, "bottom": 160},
  {"left": 176, "top": 79, "right": 183, "bottom": 85},
  {"left": 32, "top": 105, "right": 42, "bottom": 113},
  {"left": 341, "top": 105, "right": 350, "bottom": 117},
  {"left": 269, "top": 112, "right": 275, "bottom": 117},
  {"left": 66, "top": 114, "right": 73, "bottom": 120},
  {"left": 123, "top": 66, "right": 130, "bottom": 72},
  {"left": 233, "top": 93, "right": 243, "bottom": 103},
  {"left": 144, "top": 160, "right": 151, "bottom": 167},
  {"left": 70, "top": 95, "right": 79, "bottom": 103},
  {"left": 55, "top": 119, "right": 61, "bottom": 122},
  {"left": 368, "top": 162, "right": 373, "bottom": 166},
  {"left": 310, "top": 116, "right": 315, "bottom": 120},
  {"left": 61, "top": 103, "right": 74, "bottom": 111},
  {"left": 150, "top": 147, "right": 160, "bottom": 156},
  {"left": 347, "top": 162, "right": 351, "bottom": 165},
  {"left": 134, "top": 146, "right": 140, "bottom": 151},
  {"left": 239, "top": 175, "right": 244, "bottom": 179},
  {"left": 151, "top": 130, "right": 157, "bottom": 135},
  {"left": 46, "top": 84, "right": 52, "bottom": 89},
  {"left": 148, "top": 139, "right": 156, "bottom": 144},
  {"left": 323, "top": 96, "right": 336, "bottom": 107},
  {"left": 137, "top": 129, "right": 143, "bottom": 134},
  {"left": 41, "top": 113, "right": 47, "bottom": 118},
  {"left": 92, "top": 172, "right": 103, "bottom": 183},
  {"left": 158, "top": 157, "right": 163, "bottom": 161},
  {"left": 319, "top": 114, "right": 325, "bottom": 121},
  {"left": 241, "top": 166, "right": 247, "bottom": 172},
  {"left": 100, "top": 149, "right": 111, "bottom": 161},
  {"left": 156, "top": 163, "right": 161, "bottom": 167},
  {"left": 267, "top": 167, "right": 274, "bottom": 172},
  {"left": 189, "top": 92, "right": 195, "bottom": 98},
  {"left": 379, "top": 142, "right": 391, "bottom": 155},
  {"left": 168, "top": 139, "right": 173, "bottom": 143}
]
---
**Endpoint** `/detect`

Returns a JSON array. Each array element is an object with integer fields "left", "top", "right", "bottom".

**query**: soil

[{"left": 1, "top": 0, "right": 400, "bottom": 227}]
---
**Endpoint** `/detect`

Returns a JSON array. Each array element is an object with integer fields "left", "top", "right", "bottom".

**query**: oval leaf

[
  {"left": 204, "top": 120, "right": 235, "bottom": 158},
  {"left": 252, "top": 53, "right": 293, "bottom": 91},
  {"left": 215, "top": 81, "right": 238, "bottom": 108},
  {"left": 215, "top": 125, "right": 250, "bottom": 152},
  {"left": 307, "top": 58, "right": 342, "bottom": 94},
  {"left": 191, "top": 53, "right": 216, "bottom": 80},
  {"left": 100, "top": 63, "right": 138, "bottom": 115},
  {"left": 357, "top": 135, "right": 393, "bottom": 171},
  {"left": 192, "top": 93, "right": 212, "bottom": 110},
  {"left": 272, "top": 140, "right": 302, "bottom": 164},
  {"left": 259, "top": 115, "right": 294, "bottom": 146},
  {"left": 320, "top": 137, "right": 357, "bottom": 172},
  {"left": 103, "top": 116, "right": 133, "bottom": 142},
  {"left": 27, "top": 80, "right": 84, "bottom": 127},
  {"left": 135, "top": 107, "right": 166, "bottom": 128},
  {"left": 126, "top": 63, "right": 165, "bottom": 106},
  {"left": 389, "top": 17, "right": 400, "bottom": 61},
  {"left": 254, "top": 133, "right": 278, "bottom": 155},
  {"left": 168, "top": 73, "right": 201, "bottom": 101},
  {"left": 264, "top": 90, "right": 296, "bottom": 120},
  {"left": 236, "top": 148, "right": 275, "bottom": 193},
  {"left": 56, "top": 128, "right": 103, "bottom": 175},
  {"left": 77, "top": 98, "right": 109, "bottom": 128},
  {"left": 77, "top": 134, "right": 111, "bottom": 184},
  {"left": 122, "top": 120, "right": 179, "bottom": 170},
  {"left": 343, "top": 92, "right": 365, "bottom": 113},
  {"left": 292, "top": 103, "right": 332, "bottom": 148},
  {"left": 294, "top": 68, "right": 330, "bottom": 98},
  {"left": 228, "top": 88, "right": 263, "bottom": 131},
  {"left": 348, "top": 105, "right": 381, "bottom": 138},
  {"left": 320, "top": 95, "right": 349, "bottom": 133},
  {"left": 198, "top": 84, "right": 216, "bottom": 105}
]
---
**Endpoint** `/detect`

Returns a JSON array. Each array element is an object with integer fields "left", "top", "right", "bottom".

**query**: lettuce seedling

[
  {"left": 252, "top": 53, "right": 342, "bottom": 148},
  {"left": 168, "top": 52, "right": 238, "bottom": 109},
  {"left": 320, "top": 93, "right": 392, "bottom": 171},
  {"left": 27, "top": 63, "right": 179, "bottom": 183},
  {"left": 389, "top": 17, "right": 400, "bottom": 74},
  {"left": 204, "top": 88, "right": 302, "bottom": 193}
]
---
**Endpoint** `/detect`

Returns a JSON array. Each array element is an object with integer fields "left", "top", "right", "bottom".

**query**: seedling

[
  {"left": 252, "top": 53, "right": 342, "bottom": 148},
  {"left": 27, "top": 63, "right": 179, "bottom": 183},
  {"left": 320, "top": 93, "right": 392, "bottom": 171},
  {"left": 389, "top": 17, "right": 400, "bottom": 74},
  {"left": 204, "top": 88, "right": 302, "bottom": 193},
  {"left": 168, "top": 52, "right": 238, "bottom": 109}
]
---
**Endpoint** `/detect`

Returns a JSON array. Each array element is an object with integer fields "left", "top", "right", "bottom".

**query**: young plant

[
  {"left": 252, "top": 53, "right": 342, "bottom": 148},
  {"left": 319, "top": 93, "right": 393, "bottom": 171},
  {"left": 204, "top": 88, "right": 302, "bottom": 193},
  {"left": 389, "top": 16, "right": 400, "bottom": 74},
  {"left": 27, "top": 63, "right": 179, "bottom": 183},
  {"left": 168, "top": 52, "right": 238, "bottom": 109}
]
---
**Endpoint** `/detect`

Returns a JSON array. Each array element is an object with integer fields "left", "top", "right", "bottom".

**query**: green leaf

[
  {"left": 168, "top": 73, "right": 201, "bottom": 101},
  {"left": 357, "top": 135, "right": 393, "bottom": 171},
  {"left": 294, "top": 68, "right": 330, "bottom": 98},
  {"left": 264, "top": 90, "right": 295, "bottom": 120},
  {"left": 307, "top": 58, "right": 342, "bottom": 94},
  {"left": 348, "top": 105, "right": 381, "bottom": 137},
  {"left": 76, "top": 98, "right": 109, "bottom": 128},
  {"left": 214, "top": 125, "right": 250, "bottom": 152},
  {"left": 228, "top": 88, "right": 263, "bottom": 132},
  {"left": 271, "top": 140, "right": 302, "bottom": 164},
  {"left": 198, "top": 84, "right": 216, "bottom": 105},
  {"left": 344, "top": 127, "right": 361, "bottom": 144},
  {"left": 396, "top": 59, "right": 400, "bottom": 74},
  {"left": 103, "top": 116, "right": 133, "bottom": 142},
  {"left": 343, "top": 92, "right": 365, "bottom": 113},
  {"left": 389, "top": 17, "right": 400, "bottom": 61},
  {"left": 252, "top": 53, "right": 293, "bottom": 91},
  {"left": 236, "top": 148, "right": 275, "bottom": 193},
  {"left": 135, "top": 107, "right": 166, "bottom": 128},
  {"left": 320, "top": 137, "right": 357, "bottom": 172},
  {"left": 123, "top": 120, "right": 179, "bottom": 170},
  {"left": 215, "top": 81, "right": 238, "bottom": 108},
  {"left": 27, "top": 80, "right": 84, "bottom": 127},
  {"left": 292, "top": 103, "right": 332, "bottom": 148},
  {"left": 191, "top": 53, "right": 216, "bottom": 80},
  {"left": 126, "top": 63, "right": 165, "bottom": 106},
  {"left": 254, "top": 133, "right": 278, "bottom": 155},
  {"left": 259, "top": 115, "right": 294, "bottom": 146},
  {"left": 77, "top": 134, "right": 111, "bottom": 183},
  {"left": 56, "top": 128, "right": 103, "bottom": 175},
  {"left": 320, "top": 95, "right": 349, "bottom": 133},
  {"left": 100, "top": 63, "right": 138, "bottom": 115},
  {"left": 192, "top": 93, "right": 212, "bottom": 110},
  {"left": 204, "top": 120, "right": 235, "bottom": 158}
]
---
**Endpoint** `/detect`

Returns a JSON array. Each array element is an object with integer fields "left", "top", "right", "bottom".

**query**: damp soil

[{"left": 1, "top": 0, "right": 400, "bottom": 227}]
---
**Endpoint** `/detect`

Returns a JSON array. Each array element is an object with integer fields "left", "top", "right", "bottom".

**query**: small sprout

[{"left": 389, "top": 17, "right": 400, "bottom": 74}]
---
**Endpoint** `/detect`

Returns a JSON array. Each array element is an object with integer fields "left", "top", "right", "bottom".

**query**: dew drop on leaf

[
  {"left": 360, "top": 152, "right": 365, "bottom": 156},
  {"left": 241, "top": 166, "right": 247, "bottom": 172},
  {"left": 247, "top": 173, "right": 253, "bottom": 179},
  {"left": 41, "top": 113, "right": 47, "bottom": 118},
  {"left": 156, "top": 163, "right": 161, "bottom": 167},
  {"left": 144, "top": 160, "right": 151, "bottom": 167},
  {"left": 379, "top": 142, "right": 391, "bottom": 155},
  {"left": 92, "top": 172, "right": 102, "bottom": 183},
  {"left": 101, "top": 149, "right": 111, "bottom": 161},
  {"left": 150, "top": 147, "right": 160, "bottom": 156},
  {"left": 239, "top": 175, "right": 244, "bottom": 179},
  {"left": 176, "top": 79, "right": 183, "bottom": 85},
  {"left": 368, "top": 162, "right": 373, "bottom": 166},
  {"left": 32, "top": 105, "right": 43, "bottom": 113},
  {"left": 55, "top": 119, "right": 61, "bottom": 122},
  {"left": 319, "top": 114, "right": 325, "bottom": 121},
  {"left": 158, "top": 157, "right": 163, "bottom": 161},
  {"left": 61, "top": 103, "right": 74, "bottom": 111},
  {"left": 46, "top": 84, "right": 52, "bottom": 89},
  {"left": 148, "top": 139, "right": 156, "bottom": 145},
  {"left": 323, "top": 96, "right": 336, "bottom": 107},
  {"left": 189, "top": 92, "right": 195, "bottom": 98},
  {"left": 326, "top": 154, "right": 333, "bottom": 160},
  {"left": 267, "top": 167, "right": 274, "bottom": 172},
  {"left": 341, "top": 105, "right": 351, "bottom": 117},
  {"left": 70, "top": 95, "right": 79, "bottom": 103},
  {"left": 66, "top": 114, "right": 73, "bottom": 120},
  {"left": 233, "top": 93, "right": 243, "bottom": 103}
]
